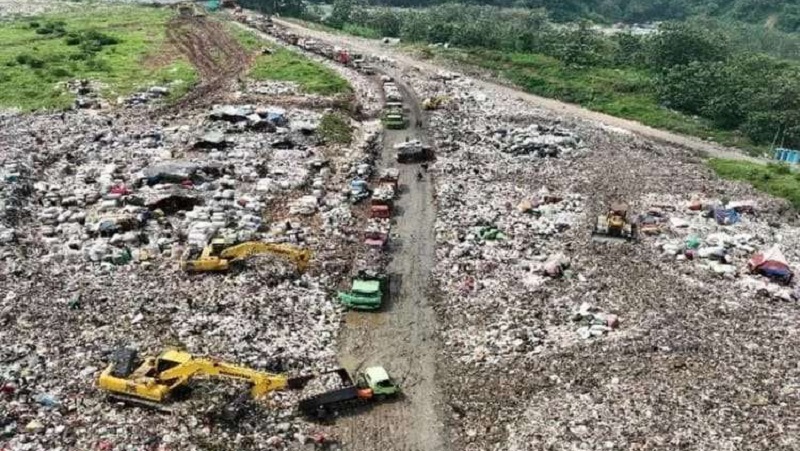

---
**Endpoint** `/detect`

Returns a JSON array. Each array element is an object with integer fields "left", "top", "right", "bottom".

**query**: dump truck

[
  {"left": 592, "top": 202, "right": 638, "bottom": 243},
  {"left": 98, "top": 348, "right": 312, "bottom": 410},
  {"left": 370, "top": 203, "right": 391, "bottom": 219},
  {"left": 181, "top": 239, "right": 312, "bottom": 272},
  {"left": 382, "top": 108, "right": 408, "bottom": 130},
  {"left": 364, "top": 231, "right": 389, "bottom": 250},
  {"left": 378, "top": 168, "right": 399, "bottom": 190},
  {"left": 298, "top": 367, "right": 398, "bottom": 420},
  {"left": 337, "top": 272, "right": 387, "bottom": 310},
  {"left": 395, "top": 140, "right": 433, "bottom": 163}
]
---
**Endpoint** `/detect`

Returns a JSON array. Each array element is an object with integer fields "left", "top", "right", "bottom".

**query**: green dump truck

[
  {"left": 382, "top": 107, "right": 408, "bottom": 130},
  {"left": 337, "top": 274, "right": 387, "bottom": 310}
]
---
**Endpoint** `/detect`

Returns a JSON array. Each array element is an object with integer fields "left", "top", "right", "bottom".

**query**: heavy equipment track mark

[{"left": 163, "top": 15, "right": 251, "bottom": 110}]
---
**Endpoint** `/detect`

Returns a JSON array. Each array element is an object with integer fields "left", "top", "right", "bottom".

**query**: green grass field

[
  {"left": 232, "top": 27, "right": 351, "bottom": 96},
  {"left": 709, "top": 159, "right": 800, "bottom": 208},
  {"left": 0, "top": 6, "right": 198, "bottom": 111}
]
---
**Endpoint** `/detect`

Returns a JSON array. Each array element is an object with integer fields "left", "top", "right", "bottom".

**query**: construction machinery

[
  {"left": 298, "top": 367, "right": 398, "bottom": 420},
  {"left": 370, "top": 203, "right": 391, "bottom": 219},
  {"left": 364, "top": 231, "right": 389, "bottom": 250},
  {"left": 97, "top": 348, "right": 311, "bottom": 408},
  {"left": 395, "top": 140, "right": 433, "bottom": 163},
  {"left": 592, "top": 202, "right": 638, "bottom": 243},
  {"left": 337, "top": 271, "right": 387, "bottom": 310},
  {"left": 382, "top": 108, "right": 408, "bottom": 130},
  {"left": 422, "top": 96, "right": 447, "bottom": 110},
  {"left": 181, "top": 239, "right": 312, "bottom": 272}
]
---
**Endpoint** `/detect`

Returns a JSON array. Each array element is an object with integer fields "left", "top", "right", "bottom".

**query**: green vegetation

[
  {"left": 318, "top": 113, "right": 353, "bottom": 144},
  {"left": 447, "top": 48, "right": 756, "bottom": 151},
  {"left": 325, "top": 0, "right": 800, "bottom": 31},
  {"left": 341, "top": 23, "right": 381, "bottom": 38},
  {"left": 231, "top": 27, "right": 352, "bottom": 95},
  {"left": 305, "top": 1, "right": 800, "bottom": 153},
  {"left": 0, "top": 6, "right": 198, "bottom": 110},
  {"left": 709, "top": 159, "right": 800, "bottom": 208}
]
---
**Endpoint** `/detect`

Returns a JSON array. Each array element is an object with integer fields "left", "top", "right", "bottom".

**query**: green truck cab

[
  {"left": 337, "top": 275, "right": 386, "bottom": 310},
  {"left": 357, "top": 366, "right": 399, "bottom": 398},
  {"left": 382, "top": 106, "right": 408, "bottom": 130}
]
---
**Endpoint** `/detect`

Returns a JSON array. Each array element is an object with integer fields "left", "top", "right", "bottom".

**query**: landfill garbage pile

[
  {"left": 393, "top": 58, "right": 800, "bottom": 450},
  {"left": 427, "top": 76, "right": 586, "bottom": 370},
  {"left": 491, "top": 124, "right": 582, "bottom": 157},
  {"left": 633, "top": 193, "right": 800, "bottom": 301},
  {"left": 0, "top": 27, "right": 382, "bottom": 447}
]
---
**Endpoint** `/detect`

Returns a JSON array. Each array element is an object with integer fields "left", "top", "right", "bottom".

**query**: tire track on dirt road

[
  {"left": 334, "top": 72, "right": 447, "bottom": 451},
  {"left": 163, "top": 14, "right": 252, "bottom": 111}
]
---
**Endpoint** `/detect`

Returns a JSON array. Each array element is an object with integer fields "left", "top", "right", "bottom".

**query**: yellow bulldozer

[
  {"left": 422, "top": 96, "right": 448, "bottom": 110},
  {"left": 591, "top": 202, "right": 638, "bottom": 243},
  {"left": 97, "top": 348, "right": 312, "bottom": 410},
  {"left": 181, "top": 239, "right": 312, "bottom": 272}
]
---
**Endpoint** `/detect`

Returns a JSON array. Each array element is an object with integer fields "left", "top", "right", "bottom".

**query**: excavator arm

[
  {"left": 219, "top": 242, "right": 312, "bottom": 272},
  {"left": 157, "top": 357, "right": 290, "bottom": 397}
]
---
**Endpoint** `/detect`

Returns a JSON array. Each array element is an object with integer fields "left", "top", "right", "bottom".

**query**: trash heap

[
  {"left": 642, "top": 194, "right": 799, "bottom": 299},
  {"left": 490, "top": 124, "right": 582, "bottom": 157},
  {"left": 571, "top": 302, "right": 620, "bottom": 339},
  {"left": 0, "top": 38, "right": 378, "bottom": 446},
  {"left": 237, "top": 15, "right": 384, "bottom": 116},
  {"left": 426, "top": 75, "right": 587, "bottom": 366}
]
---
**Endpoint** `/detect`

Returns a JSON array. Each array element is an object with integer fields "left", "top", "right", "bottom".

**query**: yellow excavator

[
  {"left": 181, "top": 239, "right": 312, "bottom": 272},
  {"left": 97, "top": 348, "right": 312, "bottom": 410}
]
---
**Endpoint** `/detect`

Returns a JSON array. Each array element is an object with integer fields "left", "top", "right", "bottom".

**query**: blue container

[{"left": 775, "top": 148, "right": 800, "bottom": 164}]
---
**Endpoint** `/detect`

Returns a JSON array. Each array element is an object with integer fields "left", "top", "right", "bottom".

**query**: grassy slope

[
  {"left": 231, "top": 26, "right": 351, "bottom": 96},
  {"left": 709, "top": 159, "right": 800, "bottom": 208},
  {"left": 0, "top": 6, "right": 198, "bottom": 111},
  {"left": 442, "top": 48, "right": 761, "bottom": 153}
]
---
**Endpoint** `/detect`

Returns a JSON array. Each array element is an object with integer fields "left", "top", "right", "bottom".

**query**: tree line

[
  {"left": 241, "top": 0, "right": 800, "bottom": 148},
  {"left": 323, "top": 2, "right": 800, "bottom": 148},
  {"left": 358, "top": 0, "right": 800, "bottom": 32}
]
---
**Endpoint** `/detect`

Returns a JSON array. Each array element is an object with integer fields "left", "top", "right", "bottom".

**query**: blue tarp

[{"left": 714, "top": 207, "right": 740, "bottom": 225}]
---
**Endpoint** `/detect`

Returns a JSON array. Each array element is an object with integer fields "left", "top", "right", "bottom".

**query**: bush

[
  {"left": 49, "top": 67, "right": 72, "bottom": 78},
  {"left": 15, "top": 54, "right": 46, "bottom": 69},
  {"left": 768, "top": 162, "right": 792, "bottom": 175},
  {"left": 35, "top": 21, "right": 66, "bottom": 36},
  {"left": 318, "top": 113, "right": 352, "bottom": 144}
]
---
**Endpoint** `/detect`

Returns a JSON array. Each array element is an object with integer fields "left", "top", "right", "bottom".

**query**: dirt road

[
  {"left": 334, "top": 72, "right": 447, "bottom": 451},
  {"left": 273, "top": 18, "right": 761, "bottom": 164},
  {"left": 165, "top": 14, "right": 251, "bottom": 109}
]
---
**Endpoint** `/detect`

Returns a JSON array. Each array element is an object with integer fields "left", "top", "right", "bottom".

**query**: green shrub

[
  {"left": 15, "top": 54, "right": 46, "bottom": 69},
  {"left": 318, "top": 113, "right": 352, "bottom": 144},
  {"left": 36, "top": 21, "right": 66, "bottom": 36}
]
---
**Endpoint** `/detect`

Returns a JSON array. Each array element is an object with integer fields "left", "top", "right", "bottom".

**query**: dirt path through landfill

[
  {"left": 272, "top": 18, "right": 762, "bottom": 164},
  {"left": 334, "top": 73, "right": 447, "bottom": 451},
  {"left": 164, "top": 14, "right": 251, "bottom": 110}
]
